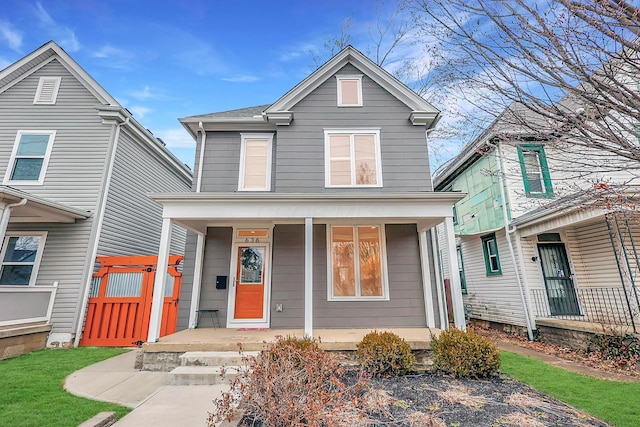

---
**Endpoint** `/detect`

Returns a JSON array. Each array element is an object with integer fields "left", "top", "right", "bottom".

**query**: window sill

[
  {"left": 328, "top": 297, "right": 389, "bottom": 302},
  {"left": 525, "top": 192, "right": 554, "bottom": 199}
]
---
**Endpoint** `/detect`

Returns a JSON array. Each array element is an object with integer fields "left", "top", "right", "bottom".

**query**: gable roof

[
  {"left": 180, "top": 46, "right": 442, "bottom": 138},
  {"left": 0, "top": 41, "right": 191, "bottom": 180},
  {"left": 264, "top": 45, "right": 440, "bottom": 127}
]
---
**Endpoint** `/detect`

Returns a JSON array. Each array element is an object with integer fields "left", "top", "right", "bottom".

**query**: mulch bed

[{"left": 238, "top": 369, "right": 609, "bottom": 427}]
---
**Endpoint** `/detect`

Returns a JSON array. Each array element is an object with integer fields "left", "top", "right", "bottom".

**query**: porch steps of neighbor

[{"left": 168, "top": 351, "right": 259, "bottom": 386}]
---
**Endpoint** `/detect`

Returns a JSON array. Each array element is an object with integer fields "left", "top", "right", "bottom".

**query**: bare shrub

[
  {"left": 438, "top": 386, "right": 486, "bottom": 409},
  {"left": 405, "top": 411, "right": 447, "bottom": 427},
  {"left": 207, "top": 336, "right": 369, "bottom": 426},
  {"left": 500, "top": 412, "right": 547, "bottom": 427}
]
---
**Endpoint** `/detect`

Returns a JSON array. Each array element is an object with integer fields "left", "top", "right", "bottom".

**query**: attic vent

[{"left": 34, "top": 77, "right": 61, "bottom": 104}]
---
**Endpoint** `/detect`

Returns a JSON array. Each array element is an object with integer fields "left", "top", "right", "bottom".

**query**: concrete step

[
  {"left": 179, "top": 351, "right": 260, "bottom": 367},
  {"left": 168, "top": 366, "right": 242, "bottom": 386}
]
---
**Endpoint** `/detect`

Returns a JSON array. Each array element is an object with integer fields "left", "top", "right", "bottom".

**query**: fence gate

[{"left": 79, "top": 255, "right": 183, "bottom": 347}]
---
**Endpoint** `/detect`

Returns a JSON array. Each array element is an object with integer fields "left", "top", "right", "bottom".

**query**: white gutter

[
  {"left": 0, "top": 198, "right": 28, "bottom": 243},
  {"left": 196, "top": 122, "right": 206, "bottom": 193},
  {"left": 73, "top": 117, "right": 129, "bottom": 347},
  {"left": 496, "top": 143, "right": 534, "bottom": 340}
]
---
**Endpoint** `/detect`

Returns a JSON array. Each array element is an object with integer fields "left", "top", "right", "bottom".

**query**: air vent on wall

[{"left": 34, "top": 77, "right": 61, "bottom": 104}]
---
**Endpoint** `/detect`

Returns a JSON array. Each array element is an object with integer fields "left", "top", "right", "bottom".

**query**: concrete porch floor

[{"left": 142, "top": 327, "right": 440, "bottom": 353}]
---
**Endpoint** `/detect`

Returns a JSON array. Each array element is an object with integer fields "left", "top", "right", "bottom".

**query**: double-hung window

[
  {"left": 4, "top": 131, "right": 56, "bottom": 185},
  {"left": 325, "top": 129, "right": 382, "bottom": 187},
  {"left": 481, "top": 233, "right": 501, "bottom": 275},
  {"left": 0, "top": 232, "right": 47, "bottom": 286},
  {"left": 517, "top": 144, "right": 553, "bottom": 197},
  {"left": 328, "top": 225, "right": 388, "bottom": 300},
  {"left": 238, "top": 133, "right": 273, "bottom": 191}
]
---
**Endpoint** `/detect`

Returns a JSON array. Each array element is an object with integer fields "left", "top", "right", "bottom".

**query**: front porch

[{"left": 141, "top": 327, "right": 439, "bottom": 371}]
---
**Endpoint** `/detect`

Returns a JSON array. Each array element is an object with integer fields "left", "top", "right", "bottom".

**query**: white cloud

[
  {"left": 93, "top": 45, "right": 129, "bottom": 59},
  {"left": 91, "top": 44, "right": 135, "bottom": 70},
  {"left": 156, "top": 128, "right": 196, "bottom": 148},
  {"left": 221, "top": 75, "right": 260, "bottom": 83},
  {"left": 0, "top": 20, "right": 22, "bottom": 51},
  {"left": 34, "top": 2, "right": 80, "bottom": 52},
  {"left": 129, "top": 105, "right": 152, "bottom": 119},
  {"left": 130, "top": 86, "right": 164, "bottom": 100}
]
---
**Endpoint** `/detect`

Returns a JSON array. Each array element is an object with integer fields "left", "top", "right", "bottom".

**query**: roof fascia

[
  {"left": 265, "top": 46, "right": 439, "bottom": 126},
  {"left": 0, "top": 41, "right": 118, "bottom": 105}
]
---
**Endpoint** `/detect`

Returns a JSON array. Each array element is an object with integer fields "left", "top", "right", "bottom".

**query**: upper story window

[
  {"left": 34, "top": 77, "right": 61, "bottom": 104},
  {"left": 238, "top": 133, "right": 273, "bottom": 191},
  {"left": 481, "top": 233, "right": 502, "bottom": 276},
  {"left": 324, "top": 129, "right": 382, "bottom": 188},
  {"left": 336, "top": 75, "right": 363, "bottom": 107},
  {"left": 0, "top": 232, "right": 47, "bottom": 286},
  {"left": 517, "top": 144, "right": 553, "bottom": 198},
  {"left": 3, "top": 131, "right": 56, "bottom": 185},
  {"left": 328, "top": 224, "right": 388, "bottom": 301}
]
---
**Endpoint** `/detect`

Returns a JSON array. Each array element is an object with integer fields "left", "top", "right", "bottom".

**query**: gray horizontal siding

[
  {"left": 177, "top": 227, "right": 233, "bottom": 329},
  {"left": 272, "top": 223, "right": 428, "bottom": 328},
  {"left": 97, "top": 127, "right": 190, "bottom": 257},
  {"left": 199, "top": 132, "right": 242, "bottom": 192},
  {"left": 274, "top": 63, "right": 432, "bottom": 193}
]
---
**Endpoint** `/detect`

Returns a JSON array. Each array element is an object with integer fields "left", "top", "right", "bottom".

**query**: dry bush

[
  {"left": 438, "top": 386, "right": 486, "bottom": 409},
  {"left": 431, "top": 328, "right": 501, "bottom": 378},
  {"left": 207, "top": 336, "right": 369, "bottom": 427},
  {"left": 357, "top": 330, "right": 416, "bottom": 377},
  {"left": 405, "top": 411, "right": 447, "bottom": 427}
]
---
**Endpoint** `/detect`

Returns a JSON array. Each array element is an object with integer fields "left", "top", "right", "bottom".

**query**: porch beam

[
  {"left": 148, "top": 218, "right": 173, "bottom": 343},
  {"left": 443, "top": 217, "right": 466, "bottom": 330},
  {"left": 418, "top": 230, "right": 436, "bottom": 328},
  {"left": 304, "top": 217, "right": 313, "bottom": 337},
  {"left": 188, "top": 232, "right": 206, "bottom": 329}
]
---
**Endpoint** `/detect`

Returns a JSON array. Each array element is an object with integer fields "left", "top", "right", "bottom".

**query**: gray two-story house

[
  {"left": 146, "top": 46, "right": 465, "bottom": 341},
  {"left": 0, "top": 41, "right": 191, "bottom": 356}
]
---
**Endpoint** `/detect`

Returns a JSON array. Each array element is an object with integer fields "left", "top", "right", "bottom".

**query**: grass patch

[
  {"left": 501, "top": 351, "right": 640, "bottom": 427},
  {"left": 0, "top": 347, "right": 131, "bottom": 427}
]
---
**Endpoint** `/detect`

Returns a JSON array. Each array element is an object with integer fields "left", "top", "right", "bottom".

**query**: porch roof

[
  {"left": 0, "top": 186, "right": 90, "bottom": 223},
  {"left": 148, "top": 191, "right": 466, "bottom": 234}
]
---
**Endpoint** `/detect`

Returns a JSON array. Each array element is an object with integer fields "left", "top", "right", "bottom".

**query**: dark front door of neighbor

[{"left": 538, "top": 243, "right": 580, "bottom": 316}]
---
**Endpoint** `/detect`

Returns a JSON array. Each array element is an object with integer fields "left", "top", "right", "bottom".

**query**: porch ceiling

[
  {"left": 0, "top": 186, "right": 90, "bottom": 223},
  {"left": 149, "top": 192, "right": 465, "bottom": 234}
]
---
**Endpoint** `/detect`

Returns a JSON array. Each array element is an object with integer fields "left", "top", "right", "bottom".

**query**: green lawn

[
  {"left": 501, "top": 351, "right": 640, "bottom": 427},
  {"left": 0, "top": 347, "right": 131, "bottom": 427}
]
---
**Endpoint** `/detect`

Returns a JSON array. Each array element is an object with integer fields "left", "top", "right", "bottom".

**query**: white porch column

[
  {"left": 148, "top": 218, "right": 173, "bottom": 343},
  {"left": 443, "top": 216, "right": 466, "bottom": 330},
  {"left": 304, "top": 217, "right": 313, "bottom": 337},
  {"left": 188, "top": 232, "right": 206, "bottom": 329},
  {"left": 418, "top": 229, "right": 436, "bottom": 328}
]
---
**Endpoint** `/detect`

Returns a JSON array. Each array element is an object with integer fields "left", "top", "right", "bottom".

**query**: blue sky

[{"left": 0, "top": 1, "right": 405, "bottom": 168}]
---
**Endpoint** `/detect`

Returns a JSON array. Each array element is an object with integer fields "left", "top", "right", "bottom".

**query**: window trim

[
  {"left": 3, "top": 130, "right": 56, "bottom": 186},
  {"left": 34, "top": 77, "right": 62, "bottom": 105},
  {"left": 336, "top": 75, "right": 363, "bottom": 107},
  {"left": 326, "top": 223, "right": 389, "bottom": 301},
  {"left": 456, "top": 244, "right": 467, "bottom": 294},
  {"left": 481, "top": 232, "right": 502, "bottom": 276},
  {"left": 0, "top": 232, "right": 47, "bottom": 286},
  {"left": 324, "top": 129, "right": 383, "bottom": 188},
  {"left": 517, "top": 144, "right": 553, "bottom": 198},
  {"left": 238, "top": 133, "right": 274, "bottom": 192}
]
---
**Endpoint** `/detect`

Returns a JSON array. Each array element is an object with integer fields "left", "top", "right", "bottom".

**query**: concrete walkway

[
  {"left": 65, "top": 350, "right": 230, "bottom": 427},
  {"left": 65, "top": 340, "right": 640, "bottom": 427}
]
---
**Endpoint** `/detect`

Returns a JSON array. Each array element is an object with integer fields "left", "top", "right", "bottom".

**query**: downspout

[
  {"left": 73, "top": 116, "right": 130, "bottom": 347},
  {"left": 196, "top": 122, "right": 206, "bottom": 193},
  {"left": 496, "top": 143, "right": 534, "bottom": 341}
]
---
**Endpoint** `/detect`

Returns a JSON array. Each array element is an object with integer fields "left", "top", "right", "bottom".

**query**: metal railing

[{"left": 531, "top": 287, "right": 639, "bottom": 330}]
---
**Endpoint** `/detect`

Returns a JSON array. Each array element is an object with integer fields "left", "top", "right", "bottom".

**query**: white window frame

[
  {"left": 324, "top": 129, "right": 383, "bottom": 188},
  {"left": 34, "top": 77, "right": 62, "bottom": 105},
  {"left": 336, "top": 75, "right": 363, "bottom": 107},
  {"left": 3, "top": 130, "right": 56, "bottom": 186},
  {"left": 0, "top": 232, "right": 47, "bottom": 287},
  {"left": 326, "top": 223, "right": 389, "bottom": 301},
  {"left": 238, "top": 133, "right": 274, "bottom": 192}
]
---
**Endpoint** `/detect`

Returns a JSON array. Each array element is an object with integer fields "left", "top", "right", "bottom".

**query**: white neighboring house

[
  {"left": 433, "top": 103, "right": 640, "bottom": 345},
  {"left": 0, "top": 41, "right": 191, "bottom": 356}
]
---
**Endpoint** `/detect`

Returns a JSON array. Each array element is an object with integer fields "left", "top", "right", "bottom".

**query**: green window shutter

[
  {"left": 481, "top": 233, "right": 502, "bottom": 275},
  {"left": 517, "top": 144, "right": 553, "bottom": 198}
]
